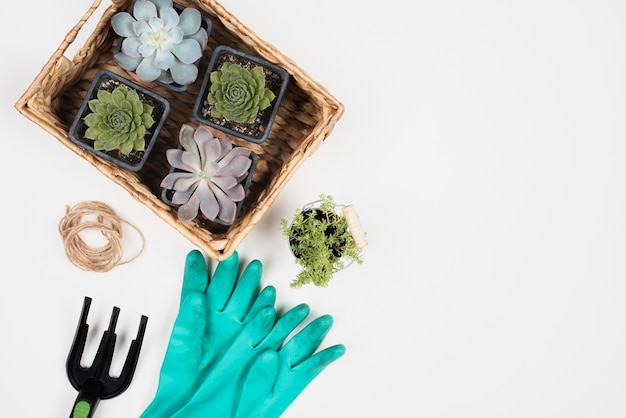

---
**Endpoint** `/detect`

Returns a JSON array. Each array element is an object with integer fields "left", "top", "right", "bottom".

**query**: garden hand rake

[{"left": 66, "top": 296, "right": 148, "bottom": 418}]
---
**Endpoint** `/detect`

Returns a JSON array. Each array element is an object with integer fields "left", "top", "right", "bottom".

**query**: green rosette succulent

[
  {"left": 207, "top": 62, "right": 276, "bottom": 123},
  {"left": 83, "top": 85, "right": 155, "bottom": 156}
]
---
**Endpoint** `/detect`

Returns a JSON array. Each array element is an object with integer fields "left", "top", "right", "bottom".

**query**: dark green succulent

[
  {"left": 83, "top": 85, "right": 155, "bottom": 155},
  {"left": 207, "top": 62, "right": 276, "bottom": 123}
]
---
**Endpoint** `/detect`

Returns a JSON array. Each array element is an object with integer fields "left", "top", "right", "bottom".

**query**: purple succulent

[{"left": 161, "top": 124, "right": 253, "bottom": 223}]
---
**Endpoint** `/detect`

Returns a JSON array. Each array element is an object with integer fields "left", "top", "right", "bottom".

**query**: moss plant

[{"left": 281, "top": 194, "right": 363, "bottom": 288}]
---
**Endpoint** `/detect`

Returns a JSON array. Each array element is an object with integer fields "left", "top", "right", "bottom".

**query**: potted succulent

[
  {"left": 68, "top": 69, "right": 170, "bottom": 171},
  {"left": 160, "top": 124, "right": 257, "bottom": 225},
  {"left": 281, "top": 194, "right": 367, "bottom": 288},
  {"left": 111, "top": 0, "right": 211, "bottom": 92},
  {"left": 193, "top": 45, "right": 290, "bottom": 144}
]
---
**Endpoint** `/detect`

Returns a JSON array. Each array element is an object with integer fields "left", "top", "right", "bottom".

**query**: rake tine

[
  {"left": 102, "top": 314, "right": 149, "bottom": 399},
  {"left": 66, "top": 296, "right": 92, "bottom": 391},
  {"left": 89, "top": 306, "right": 120, "bottom": 381}
]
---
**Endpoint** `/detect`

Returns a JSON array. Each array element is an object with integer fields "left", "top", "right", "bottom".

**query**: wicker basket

[{"left": 15, "top": 0, "right": 344, "bottom": 260}]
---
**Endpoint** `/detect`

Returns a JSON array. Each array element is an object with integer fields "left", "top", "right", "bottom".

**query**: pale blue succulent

[{"left": 112, "top": 0, "right": 208, "bottom": 86}]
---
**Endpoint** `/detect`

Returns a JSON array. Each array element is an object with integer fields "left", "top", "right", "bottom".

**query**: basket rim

[{"left": 14, "top": 0, "right": 345, "bottom": 260}]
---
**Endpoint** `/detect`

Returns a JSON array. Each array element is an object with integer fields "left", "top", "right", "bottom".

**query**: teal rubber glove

[
  {"left": 141, "top": 249, "right": 276, "bottom": 418},
  {"left": 142, "top": 249, "right": 345, "bottom": 418},
  {"left": 236, "top": 314, "right": 346, "bottom": 418},
  {"left": 169, "top": 302, "right": 312, "bottom": 417}
]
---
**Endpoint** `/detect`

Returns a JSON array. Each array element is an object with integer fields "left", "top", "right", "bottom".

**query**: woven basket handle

[
  {"left": 30, "top": 0, "right": 108, "bottom": 100},
  {"left": 59, "top": 0, "right": 105, "bottom": 57},
  {"left": 60, "top": 0, "right": 130, "bottom": 61},
  {"left": 29, "top": 0, "right": 129, "bottom": 107}
]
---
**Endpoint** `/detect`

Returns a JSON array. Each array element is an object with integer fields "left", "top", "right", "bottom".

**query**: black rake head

[{"left": 66, "top": 296, "right": 148, "bottom": 418}]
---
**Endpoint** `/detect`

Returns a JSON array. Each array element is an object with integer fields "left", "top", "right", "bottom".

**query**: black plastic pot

[
  {"left": 161, "top": 148, "right": 258, "bottom": 226},
  {"left": 113, "top": 1, "right": 213, "bottom": 92},
  {"left": 68, "top": 69, "right": 170, "bottom": 172},
  {"left": 193, "top": 45, "right": 290, "bottom": 144}
]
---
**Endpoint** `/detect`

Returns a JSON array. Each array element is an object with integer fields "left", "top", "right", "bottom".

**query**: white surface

[{"left": 3, "top": 0, "right": 626, "bottom": 417}]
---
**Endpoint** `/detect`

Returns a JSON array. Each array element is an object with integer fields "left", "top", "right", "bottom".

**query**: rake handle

[{"left": 70, "top": 379, "right": 103, "bottom": 418}]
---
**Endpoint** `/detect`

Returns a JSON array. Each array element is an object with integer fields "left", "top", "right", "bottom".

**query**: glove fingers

[
  {"left": 236, "top": 305, "right": 277, "bottom": 350},
  {"left": 209, "top": 306, "right": 277, "bottom": 376},
  {"left": 259, "top": 303, "right": 309, "bottom": 350},
  {"left": 276, "top": 344, "right": 346, "bottom": 398},
  {"left": 236, "top": 350, "right": 280, "bottom": 418},
  {"left": 180, "top": 250, "right": 209, "bottom": 304},
  {"left": 245, "top": 285, "right": 276, "bottom": 323},
  {"left": 183, "top": 306, "right": 277, "bottom": 409},
  {"left": 292, "top": 343, "right": 346, "bottom": 375},
  {"left": 224, "top": 259, "right": 263, "bottom": 321},
  {"left": 206, "top": 251, "right": 239, "bottom": 311},
  {"left": 281, "top": 314, "right": 334, "bottom": 367},
  {"left": 262, "top": 344, "right": 346, "bottom": 418}
]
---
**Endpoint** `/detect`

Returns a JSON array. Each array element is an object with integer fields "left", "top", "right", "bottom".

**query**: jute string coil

[{"left": 58, "top": 201, "right": 145, "bottom": 272}]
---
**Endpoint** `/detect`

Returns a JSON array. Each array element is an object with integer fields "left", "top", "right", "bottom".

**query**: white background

[{"left": 2, "top": 0, "right": 626, "bottom": 417}]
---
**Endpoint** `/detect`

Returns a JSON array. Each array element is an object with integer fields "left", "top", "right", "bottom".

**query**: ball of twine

[{"left": 58, "top": 201, "right": 145, "bottom": 272}]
